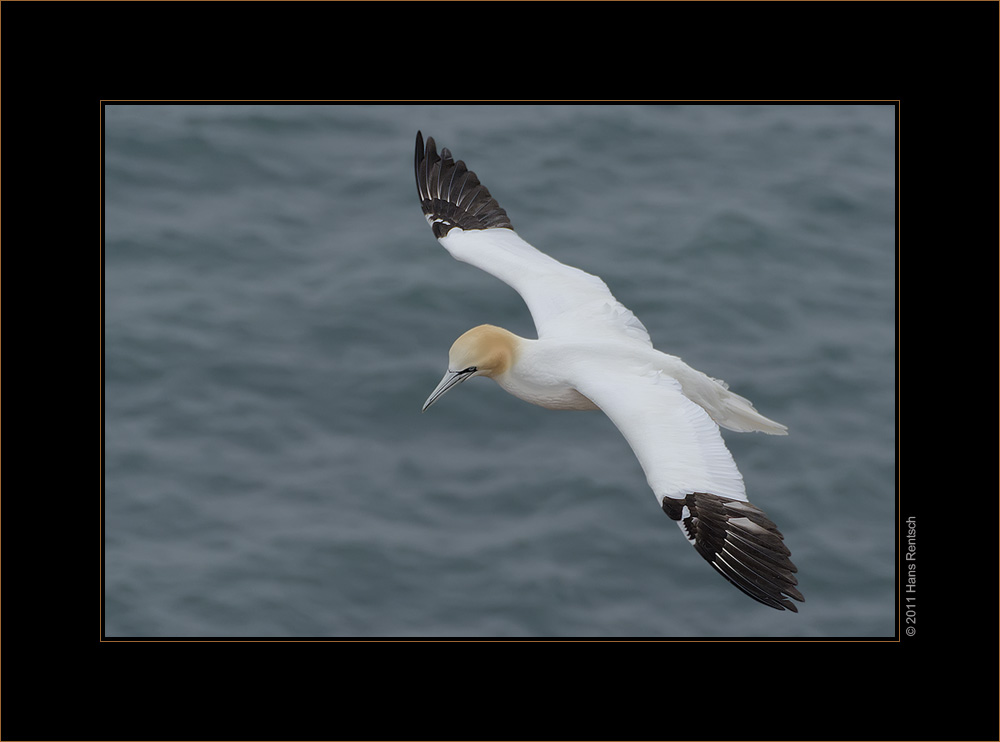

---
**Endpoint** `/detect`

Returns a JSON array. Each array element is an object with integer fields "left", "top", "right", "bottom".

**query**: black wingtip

[
  {"left": 663, "top": 492, "right": 805, "bottom": 612},
  {"left": 415, "top": 130, "right": 424, "bottom": 179},
  {"left": 414, "top": 131, "right": 513, "bottom": 238}
]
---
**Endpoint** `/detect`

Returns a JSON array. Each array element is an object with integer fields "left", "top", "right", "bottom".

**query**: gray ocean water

[{"left": 103, "top": 104, "right": 896, "bottom": 638}]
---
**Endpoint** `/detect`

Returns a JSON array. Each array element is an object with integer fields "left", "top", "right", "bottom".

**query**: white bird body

[
  {"left": 414, "top": 132, "right": 803, "bottom": 612},
  {"left": 439, "top": 224, "right": 788, "bottom": 435}
]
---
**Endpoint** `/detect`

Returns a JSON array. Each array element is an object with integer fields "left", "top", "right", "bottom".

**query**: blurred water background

[{"left": 103, "top": 103, "right": 896, "bottom": 638}]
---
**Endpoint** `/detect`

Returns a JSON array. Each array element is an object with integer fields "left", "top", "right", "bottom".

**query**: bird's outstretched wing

[
  {"left": 415, "top": 131, "right": 651, "bottom": 345},
  {"left": 573, "top": 366, "right": 804, "bottom": 611}
]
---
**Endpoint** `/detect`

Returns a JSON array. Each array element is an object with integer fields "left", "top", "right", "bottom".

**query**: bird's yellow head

[{"left": 422, "top": 325, "right": 518, "bottom": 411}]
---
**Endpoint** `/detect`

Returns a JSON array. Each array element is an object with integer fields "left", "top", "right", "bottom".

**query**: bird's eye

[{"left": 464, "top": 366, "right": 477, "bottom": 373}]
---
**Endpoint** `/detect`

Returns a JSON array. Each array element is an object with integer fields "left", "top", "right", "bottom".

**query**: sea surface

[{"left": 103, "top": 103, "right": 897, "bottom": 638}]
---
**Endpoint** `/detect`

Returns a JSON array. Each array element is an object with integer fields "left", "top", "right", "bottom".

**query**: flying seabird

[{"left": 414, "top": 131, "right": 803, "bottom": 612}]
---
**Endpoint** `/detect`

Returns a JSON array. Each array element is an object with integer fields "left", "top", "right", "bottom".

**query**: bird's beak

[{"left": 422, "top": 368, "right": 475, "bottom": 412}]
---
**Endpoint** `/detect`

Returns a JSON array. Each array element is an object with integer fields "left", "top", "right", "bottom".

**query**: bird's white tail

[
  {"left": 668, "top": 362, "right": 788, "bottom": 435},
  {"left": 711, "top": 386, "right": 788, "bottom": 435}
]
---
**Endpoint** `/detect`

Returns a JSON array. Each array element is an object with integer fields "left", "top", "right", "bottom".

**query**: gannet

[{"left": 414, "top": 131, "right": 803, "bottom": 612}]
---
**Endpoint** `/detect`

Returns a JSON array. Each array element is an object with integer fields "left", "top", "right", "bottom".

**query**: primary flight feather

[{"left": 414, "top": 131, "right": 802, "bottom": 612}]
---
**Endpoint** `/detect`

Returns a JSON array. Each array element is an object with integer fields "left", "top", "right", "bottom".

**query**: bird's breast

[
  {"left": 493, "top": 362, "right": 599, "bottom": 411},
  {"left": 496, "top": 374, "right": 599, "bottom": 410}
]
